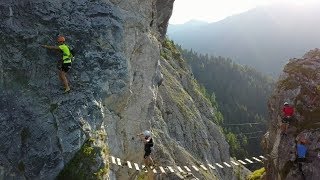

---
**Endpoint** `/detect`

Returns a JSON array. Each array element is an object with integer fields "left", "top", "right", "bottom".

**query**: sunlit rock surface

[{"left": 0, "top": 0, "right": 234, "bottom": 179}]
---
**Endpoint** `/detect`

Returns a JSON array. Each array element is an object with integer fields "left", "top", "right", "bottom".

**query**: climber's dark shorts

[
  {"left": 297, "top": 157, "right": 306, "bottom": 171},
  {"left": 297, "top": 158, "right": 306, "bottom": 163},
  {"left": 282, "top": 116, "right": 292, "bottom": 124},
  {"left": 59, "top": 63, "right": 72, "bottom": 72},
  {"left": 144, "top": 148, "right": 152, "bottom": 159}
]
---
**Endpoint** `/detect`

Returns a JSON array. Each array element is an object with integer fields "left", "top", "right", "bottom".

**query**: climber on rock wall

[
  {"left": 42, "top": 36, "right": 73, "bottom": 93},
  {"left": 281, "top": 102, "right": 294, "bottom": 136},
  {"left": 296, "top": 137, "right": 309, "bottom": 180},
  {"left": 137, "top": 130, "right": 154, "bottom": 167}
]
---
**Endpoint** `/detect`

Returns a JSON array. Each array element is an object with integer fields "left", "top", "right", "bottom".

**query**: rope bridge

[{"left": 109, "top": 155, "right": 266, "bottom": 174}]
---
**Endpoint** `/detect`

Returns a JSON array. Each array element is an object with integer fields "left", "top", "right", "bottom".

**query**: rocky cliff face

[
  {"left": 264, "top": 49, "right": 320, "bottom": 180},
  {"left": 0, "top": 0, "right": 233, "bottom": 179}
]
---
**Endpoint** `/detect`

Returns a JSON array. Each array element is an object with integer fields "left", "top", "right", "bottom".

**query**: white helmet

[
  {"left": 143, "top": 130, "right": 151, "bottom": 137},
  {"left": 284, "top": 102, "right": 289, "bottom": 106}
]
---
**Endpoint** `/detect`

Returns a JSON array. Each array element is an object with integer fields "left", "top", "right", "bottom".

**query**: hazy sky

[{"left": 170, "top": 0, "right": 319, "bottom": 24}]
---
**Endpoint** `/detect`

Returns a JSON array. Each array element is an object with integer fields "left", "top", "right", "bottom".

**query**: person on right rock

[
  {"left": 296, "top": 137, "right": 309, "bottom": 180},
  {"left": 281, "top": 102, "right": 294, "bottom": 136}
]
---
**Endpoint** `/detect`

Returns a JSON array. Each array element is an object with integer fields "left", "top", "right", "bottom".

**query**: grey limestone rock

[{"left": 0, "top": 0, "right": 234, "bottom": 179}]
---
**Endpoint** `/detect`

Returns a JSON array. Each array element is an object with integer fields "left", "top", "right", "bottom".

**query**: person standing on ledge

[
  {"left": 137, "top": 130, "right": 154, "bottom": 167},
  {"left": 42, "top": 36, "right": 72, "bottom": 93}
]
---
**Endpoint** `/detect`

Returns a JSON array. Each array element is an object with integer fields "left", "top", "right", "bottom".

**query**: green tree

[{"left": 177, "top": 46, "right": 275, "bottom": 158}]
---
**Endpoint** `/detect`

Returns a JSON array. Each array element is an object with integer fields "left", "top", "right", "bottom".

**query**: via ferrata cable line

[
  {"left": 222, "top": 122, "right": 262, "bottom": 126},
  {"left": 235, "top": 131, "right": 263, "bottom": 136}
]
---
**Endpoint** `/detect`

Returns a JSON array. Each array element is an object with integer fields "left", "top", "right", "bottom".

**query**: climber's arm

[
  {"left": 144, "top": 136, "right": 151, "bottom": 143},
  {"left": 42, "top": 45, "right": 60, "bottom": 50},
  {"left": 137, "top": 133, "right": 144, "bottom": 140}
]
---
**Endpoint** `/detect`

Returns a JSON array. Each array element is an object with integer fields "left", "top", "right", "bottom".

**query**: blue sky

[{"left": 170, "top": 0, "right": 319, "bottom": 24}]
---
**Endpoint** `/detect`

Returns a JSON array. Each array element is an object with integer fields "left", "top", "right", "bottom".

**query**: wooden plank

[
  {"left": 159, "top": 166, "right": 166, "bottom": 173},
  {"left": 223, "top": 162, "right": 231, "bottom": 167},
  {"left": 245, "top": 158, "right": 253, "bottom": 164},
  {"left": 117, "top": 158, "right": 122, "bottom": 166},
  {"left": 238, "top": 160, "right": 247, "bottom": 165},
  {"left": 111, "top": 156, "right": 116, "bottom": 164},
  {"left": 167, "top": 166, "right": 175, "bottom": 173},
  {"left": 200, "top": 165, "right": 208, "bottom": 171},
  {"left": 215, "top": 163, "right": 224, "bottom": 168},
  {"left": 152, "top": 168, "right": 157, "bottom": 173},
  {"left": 177, "top": 166, "right": 184, "bottom": 173},
  {"left": 259, "top": 155, "right": 267, "bottom": 160},
  {"left": 191, "top": 165, "right": 199, "bottom": 171},
  {"left": 230, "top": 161, "right": 239, "bottom": 166},
  {"left": 134, "top": 163, "right": 140, "bottom": 171},
  {"left": 142, "top": 165, "right": 148, "bottom": 172},
  {"left": 207, "top": 164, "right": 216, "bottom": 170},
  {"left": 184, "top": 166, "right": 191, "bottom": 172},
  {"left": 252, "top": 157, "right": 262, "bottom": 162},
  {"left": 127, "top": 161, "right": 132, "bottom": 169}
]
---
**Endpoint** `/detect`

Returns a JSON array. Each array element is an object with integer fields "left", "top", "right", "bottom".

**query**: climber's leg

[{"left": 59, "top": 63, "right": 71, "bottom": 92}]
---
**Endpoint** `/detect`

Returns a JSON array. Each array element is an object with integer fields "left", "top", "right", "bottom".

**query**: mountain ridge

[{"left": 168, "top": 4, "right": 320, "bottom": 76}]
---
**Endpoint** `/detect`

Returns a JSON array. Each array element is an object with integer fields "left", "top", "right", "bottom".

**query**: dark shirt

[{"left": 144, "top": 136, "right": 153, "bottom": 151}]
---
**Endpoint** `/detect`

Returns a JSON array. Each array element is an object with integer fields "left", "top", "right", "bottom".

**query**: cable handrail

[
  {"left": 222, "top": 122, "right": 262, "bottom": 126},
  {"left": 246, "top": 136, "right": 261, "bottom": 139},
  {"left": 235, "top": 131, "right": 264, "bottom": 135}
]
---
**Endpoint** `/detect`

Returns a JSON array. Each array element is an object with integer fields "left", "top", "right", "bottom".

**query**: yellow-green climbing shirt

[{"left": 59, "top": 44, "right": 72, "bottom": 63}]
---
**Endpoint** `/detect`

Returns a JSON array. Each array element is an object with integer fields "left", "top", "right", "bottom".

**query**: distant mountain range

[{"left": 168, "top": 4, "right": 320, "bottom": 76}]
